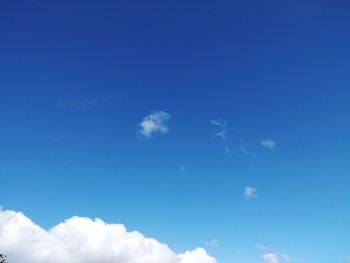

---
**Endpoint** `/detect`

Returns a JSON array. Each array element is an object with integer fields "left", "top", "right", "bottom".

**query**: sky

[{"left": 0, "top": 0, "right": 349, "bottom": 262}]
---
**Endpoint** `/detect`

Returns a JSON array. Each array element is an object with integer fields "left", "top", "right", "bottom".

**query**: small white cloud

[
  {"left": 244, "top": 186, "right": 257, "bottom": 199},
  {"left": 210, "top": 119, "right": 227, "bottom": 128},
  {"left": 256, "top": 244, "right": 271, "bottom": 251},
  {"left": 262, "top": 253, "right": 280, "bottom": 263},
  {"left": 239, "top": 144, "right": 256, "bottom": 157},
  {"left": 140, "top": 111, "right": 170, "bottom": 138},
  {"left": 262, "top": 253, "right": 291, "bottom": 263},
  {"left": 0, "top": 209, "right": 217, "bottom": 263},
  {"left": 224, "top": 146, "right": 230, "bottom": 154},
  {"left": 205, "top": 239, "right": 219, "bottom": 247},
  {"left": 237, "top": 140, "right": 256, "bottom": 158},
  {"left": 261, "top": 138, "right": 275, "bottom": 150},
  {"left": 212, "top": 130, "right": 227, "bottom": 141},
  {"left": 345, "top": 256, "right": 350, "bottom": 263},
  {"left": 211, "top": 118, "right": 228, "bottom": 141}
]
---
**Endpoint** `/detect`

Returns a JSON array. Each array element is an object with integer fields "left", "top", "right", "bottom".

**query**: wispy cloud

[
  {"left": 0, "top": 209, "right": 217, "bottom": 263},
  {"left": 211, "top": 118, "right": 230, "bottom": 155},
  {"left": 139, "top": 111, "right": 170, "bottom": 138},
  {"left": 239, "top": 140, "right": 256, "bottom": 158},
  {"left": 256, "top": 244, "right": 271, "bottom": 251},
  {"left": 212, "top": 130, "right": 228, "bottom": 141},
  {"left": 211, "top": 118, "right": 269, "bottom": 158},
  {"left": 244, "top": 186, "right": 257, "bottom": 199},
  {"left": 261, "top": 138, "right": 275, "bottom": 150},
  {"left": 56, "top": 98, "right": 107, "bottom": 110},
  {"left": 210, "top": 119, "right": 227, "bottom": 128},
  {"left": 211, "top": 118, "right": 228, "bottom": 141},
  {"left": 205, "top": 239, "right": 219, "bottom": 247},
  {"left": 346, "top": 256, "right": 350, "bottom": 263}
]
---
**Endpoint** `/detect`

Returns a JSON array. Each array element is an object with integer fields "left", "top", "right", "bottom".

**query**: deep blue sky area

[{"left": 0, "top": 1, "right": 349, "bottom": 262}]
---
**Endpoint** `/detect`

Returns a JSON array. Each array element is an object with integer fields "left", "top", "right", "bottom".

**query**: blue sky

[{"left": 0, "top": 0, "right": 349, "bottom": 262}]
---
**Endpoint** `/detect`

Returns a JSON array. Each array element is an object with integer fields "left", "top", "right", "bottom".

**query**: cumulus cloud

[
  {"left": 0, "top": 209, "right": 217, "bottom": 263},
  {"left": 261, "top": 138, "right": 275, "bottom": 150},
  {"left": 261, "top": 253, "right": 280, "bottom": 263},
  {"left": 244, "top": 186, "right": 257, "bottom": 199},
  {"left": 178, "top": 248, "right": 217, "bottom": 263},
  {"left": 140, "top": 111, "right": 171, "bottom": 138},
  {"left": 262, "top": 253, "right": 280, "bottom": 263},
  {"left": 262, "top": 253, "right": 290, "bottom": 263}
]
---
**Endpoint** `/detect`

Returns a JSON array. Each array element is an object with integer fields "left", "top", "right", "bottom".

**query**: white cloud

[
  {"left": 211, "top": 118, "right": 228, "bottom": 142},
  {"left": 205, "top": 239, "right": 219, "bottom": 247},
  {"left": 244, "top": 186, "right": 257, "bottom": 199},
  {"left": 261, "top": 138, "right": 275, "bottom": 150},
  {"left": 212, "top": 130, "right": 227, "bottom": 141},
  {"left": 210, "top": 119, "right": 227, "bottom": 128},
  {"left": 0, "top": 209, "right": 217, "bottom": 263},
  {"left": 140, "top": 111, "right": 170, "bottom": 138},
  {"left": 262, "top": 253, "right": 291, "bottom": 263},
  {"left": 346, "top": 256, "right": 350, "bottom": 263},
  {"left": 239, "top": 144, "right": 256, "bottom": 157},
  {"left": 262, "top": 253, "right": 280, "bottom": 263},
  {"left": 256, "top": 244, "right": 271, "bottom": 251},
  {"left": 179, "top": 248, "right": 217, "bottom": 263}
]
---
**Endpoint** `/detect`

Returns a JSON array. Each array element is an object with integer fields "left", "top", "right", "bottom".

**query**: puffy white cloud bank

[{"left": 0, "top": 209, "right": 217, "bottom": 263}]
